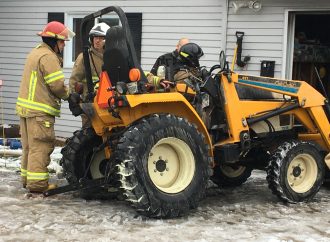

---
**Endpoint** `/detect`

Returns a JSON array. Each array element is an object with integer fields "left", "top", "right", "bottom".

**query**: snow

[
  {"left": 0, "top": 147, "right": 330, "bottom": 242},
  {"left": 0, "top": 124, "right": 12, "bottom": 129}
]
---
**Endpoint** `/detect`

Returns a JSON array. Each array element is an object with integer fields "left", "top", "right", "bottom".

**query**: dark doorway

[{"left": 292, "top": 14, "right": 330, "bottom": 97}]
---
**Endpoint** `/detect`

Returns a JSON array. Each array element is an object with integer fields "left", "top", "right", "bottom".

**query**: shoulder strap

[
  {"left": 163, "top": 52, "right": 176, "bottom": 81},
  {"left": 89, "top": 49, "right": 99, "bottom": 79}
]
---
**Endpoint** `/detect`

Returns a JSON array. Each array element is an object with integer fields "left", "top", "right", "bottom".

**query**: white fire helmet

[{"left": 89, "top": 22, "right": 110, "bottom": 37}]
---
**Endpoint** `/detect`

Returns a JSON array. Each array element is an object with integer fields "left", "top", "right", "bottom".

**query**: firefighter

[
  {"left": 69, "top": 22, "right": 110, "bottom": 127},
  {"left": 150, "top": 37, "right": 190, "bottom": 81},
  {"left": 16, "top": 21, "right": 75, "bottom": 193},
  {"left": 173, "top": 42, "right": 205, "bottom": 81},
  {"left": 146, "top": 42, "right": 204, "bottom": 91}
]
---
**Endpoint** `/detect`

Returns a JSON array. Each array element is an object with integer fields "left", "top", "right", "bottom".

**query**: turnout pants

[{"left": 20, "top": 116, "right": 55, "bottom": 192}]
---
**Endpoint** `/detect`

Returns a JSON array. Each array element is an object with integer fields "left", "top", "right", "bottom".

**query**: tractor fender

[
  {"left": 87, "top": 92, "right": 213, "bottom": 159},
  {"left": 125, "top": 93, "right": 213, "bottom": 157}
]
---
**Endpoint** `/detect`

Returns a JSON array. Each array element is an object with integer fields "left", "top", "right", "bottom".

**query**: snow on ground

[{"left": 0, "top": 147, "right": 330, "bottom": 242}]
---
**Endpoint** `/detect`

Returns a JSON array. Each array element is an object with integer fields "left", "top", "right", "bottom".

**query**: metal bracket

[{"left": 43, "top": 178, "right": 106, "bottom": 197}]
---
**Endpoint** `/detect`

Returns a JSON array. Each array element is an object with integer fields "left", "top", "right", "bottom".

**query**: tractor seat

[{"left": 103, "top": 25, "right": 130, "bottom": 86}]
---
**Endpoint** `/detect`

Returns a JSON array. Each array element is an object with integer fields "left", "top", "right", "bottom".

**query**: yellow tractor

[{"left": 45, "top": 6, "right": 330, "bottom": 218}]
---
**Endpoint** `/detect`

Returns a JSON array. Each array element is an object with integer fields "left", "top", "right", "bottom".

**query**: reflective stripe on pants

[{"left": 19, "top": 116, "right": 55, "bottom": 192}]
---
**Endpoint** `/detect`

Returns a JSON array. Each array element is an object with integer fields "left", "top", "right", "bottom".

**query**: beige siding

[{"left": 0, "top": 0, "right": 226, "bottom": 137}]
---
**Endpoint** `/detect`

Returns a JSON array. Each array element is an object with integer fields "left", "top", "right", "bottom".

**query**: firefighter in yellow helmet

[
  {"left": 16, "top": 21, "right": 75, "bottom": 193},
  {"left": 69, "top": 22, "right": 110, "bottom": 127}
]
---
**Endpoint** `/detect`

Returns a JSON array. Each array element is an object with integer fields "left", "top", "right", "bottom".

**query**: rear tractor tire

[
  {"left": 112, "top": 114, "right": 211, "bottom": 218},
  {"left": 211, "top": 164, "right": 252, "bottom": 187},
  {"left": 266, "top": 140, "right": 325, "bottom": 203},
  {"left": 61, "top": 128, "right": 115, "bottom": 199}
]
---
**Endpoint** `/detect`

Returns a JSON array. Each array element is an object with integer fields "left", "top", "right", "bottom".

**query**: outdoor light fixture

[{"left": 232, "top": 0, "right": 262, "bottom": 13}]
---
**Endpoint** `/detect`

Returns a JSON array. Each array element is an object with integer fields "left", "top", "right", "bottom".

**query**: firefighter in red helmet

[{"left": 16, "top": 21, "right": 75, "bottom": 193}]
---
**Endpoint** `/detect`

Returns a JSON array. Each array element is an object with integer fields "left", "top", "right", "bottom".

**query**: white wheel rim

[
  {"left": 287, "top": 153, "right": 318, "bottom": 193},
  {"left": 147, "top": 137, "right": 195, "bottom": 194},
  {"left": 90, "top": 149, "right": 106, "bottom": 179},
  {"left": 220, "top": 164, "right": 246, "bottom": 178}
]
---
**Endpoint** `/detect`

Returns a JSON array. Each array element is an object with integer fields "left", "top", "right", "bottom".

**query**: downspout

[{"left": 222, "top": 0, "right": 229, "bottom": 54}]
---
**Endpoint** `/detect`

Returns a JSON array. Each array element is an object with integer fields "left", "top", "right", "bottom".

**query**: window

[{"left": 48, "top": 12, "right": 142, "bottom": 68}]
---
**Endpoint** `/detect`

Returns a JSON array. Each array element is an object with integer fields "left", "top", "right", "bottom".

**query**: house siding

[
  {"left": 3, "top": 0, "right": 330, "bottom": 138},
  {"left": 0, "top": 0, "right": 226, "bottom": 137}
]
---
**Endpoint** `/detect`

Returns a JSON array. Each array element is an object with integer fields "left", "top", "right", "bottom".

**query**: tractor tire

[
  {"left": 61, "top": 128, "right": 115, "bottom": 199},
  {"left": 111, "top": 114, "right": 212, "bottom": 218},
  {"left": 266, "top": 140, "right": 325, "bottom": 203},
  {"left": 211, "top": 164, "right": 252, "bottom": 187}
]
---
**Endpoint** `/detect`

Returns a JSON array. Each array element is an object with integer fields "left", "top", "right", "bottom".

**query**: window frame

[{"left": 64, "top": 13, "right": 86, "bottom": 68}]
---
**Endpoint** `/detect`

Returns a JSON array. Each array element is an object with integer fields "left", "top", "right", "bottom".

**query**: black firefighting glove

[{"left": 68, "top": 93, "right": 83, "bottom": 117}]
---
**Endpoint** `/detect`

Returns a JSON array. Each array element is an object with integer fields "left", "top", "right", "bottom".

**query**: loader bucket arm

[
  {"left": 220, "top": 73, "right": 330, "bottom": 151},
  {"left": 80, "top": 6, "right": 144, "bottom": 102}
]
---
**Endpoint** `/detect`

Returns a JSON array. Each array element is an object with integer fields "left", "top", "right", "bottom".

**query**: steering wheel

[
  {"left": 209, "top": 64, "right": 221, "bottom": 74},
  {"left": 208, "top": 51, "right": 227, "bottom": 74}
]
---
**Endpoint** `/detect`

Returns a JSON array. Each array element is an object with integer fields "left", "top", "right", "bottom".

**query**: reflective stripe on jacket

[
  {"left": 16, "top": 43, "right": 69, "bottom": 117},
  {"left": 145, "top": 71, "right": 162, "bottom": 88}
]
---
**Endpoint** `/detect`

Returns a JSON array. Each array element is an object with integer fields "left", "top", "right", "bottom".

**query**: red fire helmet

[{"left": 37, "top": 21, "right": 75, "bottom": 41}]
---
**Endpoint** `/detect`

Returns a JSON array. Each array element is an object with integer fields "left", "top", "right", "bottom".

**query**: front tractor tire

[
  {"left": 266, "top": 140, "right": 325, "bottom": 203},
  {"left": 112, "top": 114, "right": 211, "bottom": 218}
]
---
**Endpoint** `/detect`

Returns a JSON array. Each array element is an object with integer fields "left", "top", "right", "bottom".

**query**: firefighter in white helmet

[
  {"left": 16, "top": 21, "right": 75, "bottom": 193},
  {"left": 69, "top": 22, "right": 110, "bottom": 127}
]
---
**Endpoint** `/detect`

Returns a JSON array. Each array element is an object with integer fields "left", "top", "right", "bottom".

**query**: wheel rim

[
  {"left": 220, "top": 164, "right": 247, "bottom": 178},
  {"left": 90, "top": 149, "right": 107, "bottom": 179},
  {"left": 147, "top": 137, "right": 195, "bottom": 194},
  {"left": 287, "top": 153, "right": 318, "bottom": 193}
]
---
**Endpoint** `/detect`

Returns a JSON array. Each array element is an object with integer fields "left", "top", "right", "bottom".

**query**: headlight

[
  {"left": 116, "top": 82, "right": 128, "bottom": 95},
  {"left": 127, "top": 68, "right": 141, "bottom": 94},
  {"left": 127, "top": 82, "right": 138, "bottom": 94}
]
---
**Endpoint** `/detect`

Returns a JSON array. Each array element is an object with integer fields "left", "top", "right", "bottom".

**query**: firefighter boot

[{"left": 46, "top": 183, "right": 58, "bottom": 191}]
